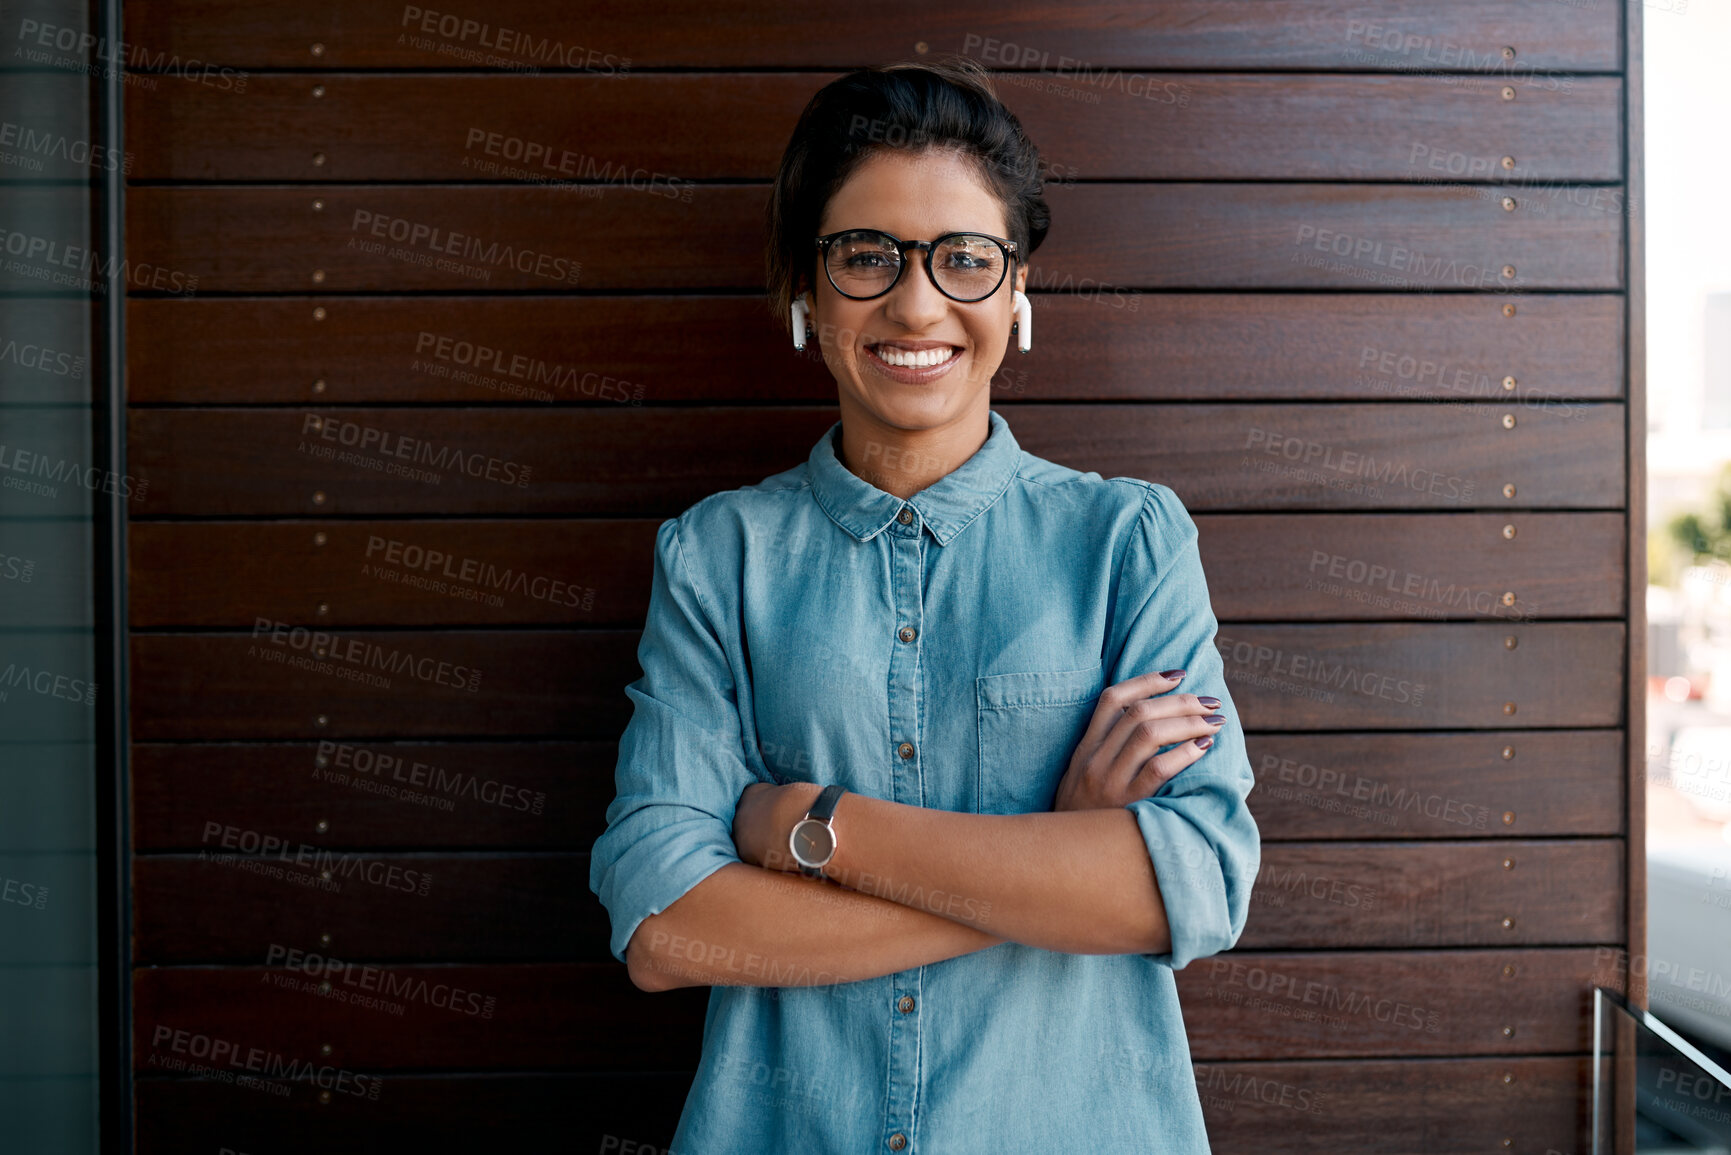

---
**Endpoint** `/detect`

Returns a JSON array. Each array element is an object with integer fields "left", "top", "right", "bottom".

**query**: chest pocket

[{"left": 976, "top": 662, "right": 1107, "bottom": 815}]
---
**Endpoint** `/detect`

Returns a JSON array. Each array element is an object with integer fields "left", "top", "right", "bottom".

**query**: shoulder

[
  {"left": 654, "top": 461, "right": 812, "bottom": 573},
  {"left": 1006, "top": 446, "right": 1196, "bottom": 543}
]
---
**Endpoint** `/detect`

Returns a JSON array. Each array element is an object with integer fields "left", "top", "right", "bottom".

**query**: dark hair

[{"left": 764, "top": 57, "right": 1051, "bottom": 335}]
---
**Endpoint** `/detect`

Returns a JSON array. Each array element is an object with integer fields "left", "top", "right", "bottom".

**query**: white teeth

[{"left": 872, "top": 345, "right": 957, "bottom": 369}]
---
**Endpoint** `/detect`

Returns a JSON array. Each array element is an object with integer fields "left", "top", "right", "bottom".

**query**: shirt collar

[{"left": 807, "top": 409, "right": 1023, "bottom": 547}]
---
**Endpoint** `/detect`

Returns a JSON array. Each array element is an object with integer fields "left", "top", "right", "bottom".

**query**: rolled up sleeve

[
  {"left": 1109, "top": 483, "right": 1261, "bottom": 971},
  {"left": 588, "top": 515, "right": 761, "bottom": 965}
]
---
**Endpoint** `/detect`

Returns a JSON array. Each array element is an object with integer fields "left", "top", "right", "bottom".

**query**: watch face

[{"left": 791, "top": 819, "right": 836, "bottom": 867}]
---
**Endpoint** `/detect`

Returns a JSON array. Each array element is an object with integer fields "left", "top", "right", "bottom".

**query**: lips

[{"left": 859, "top": 338, "right": 967, "bottom": 384}]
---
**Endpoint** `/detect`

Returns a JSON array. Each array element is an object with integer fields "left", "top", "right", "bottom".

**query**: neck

[{"left": 835, "top": 398, "right": 990, "bottom": 501}]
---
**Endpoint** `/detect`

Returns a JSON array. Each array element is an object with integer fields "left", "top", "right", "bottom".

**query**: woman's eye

[{"left": 845, "top": 252, "right": 894, "bottom": 269}]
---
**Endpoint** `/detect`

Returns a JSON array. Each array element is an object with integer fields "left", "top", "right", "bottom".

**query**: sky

[{"left": 1646, "top": 0, "right": 1731, "bottom": 439}]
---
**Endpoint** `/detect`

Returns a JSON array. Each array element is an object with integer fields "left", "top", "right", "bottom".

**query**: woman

[{"left": 589, "top": 58, "right": 1260, "bottom": 1153}]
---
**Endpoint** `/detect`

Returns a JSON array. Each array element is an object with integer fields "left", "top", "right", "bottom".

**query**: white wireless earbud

[
  {"left": 1012, "top": 290, "right": 1031, "bottom": 354},
  {"left": 791, "top": 295, "right": 811, "bottom": 351}
]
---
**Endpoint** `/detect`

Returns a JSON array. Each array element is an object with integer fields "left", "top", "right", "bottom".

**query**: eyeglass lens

[{"left": 825, "top": 230, "right": 1007, "bottom": 302}]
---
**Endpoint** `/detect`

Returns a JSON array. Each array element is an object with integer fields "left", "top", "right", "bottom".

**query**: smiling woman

[{"left": 588, "top": 57, "right": 1259, "bottom": 1154}]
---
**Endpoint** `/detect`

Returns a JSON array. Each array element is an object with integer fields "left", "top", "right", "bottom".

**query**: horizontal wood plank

[
  {"left": 128, "top": 73, "right": 1622, "bottom": 182},
  {"left": 131, "top": 742, "right": 617, "bottom": 850},
  {"left": 123, "top": 183, "right": 1623, "bottom": 292},
  {"left": 129, "top": 630, "right": 638, "bottom": 740},
  {"left": 1198, "top": 513, "right": 1626, "bottom": 621},
  {"left": 1238, "top": 840, "right": 1623, "bottom": 948},
  {"left": 128, "top": 520, "right": 654, "bottom": 627},
  {"left": 131, "top": 1057, "right": 1588, "bottom": 1154},
  {"left": 1216, "top": 622, "right": 1624, "bottom": 730},
  {"left": 117, "top": 1, "right": 1622, "bottom": 70},
  {"left": 1246, "top": 731, "right": 1624, "bottom": 839},
  {"left": 129, "top": 621, "right": 1621, "bottom": 740},
  {"left": 132, "top": 840, "right": 1621, "bottom": 961},
  {"left": 128, "top": 513, "right": 1621, "bottom": 628},
  {"left": 124, "top": 404, "right": 1625, "bottom": 516},
  {"left": 132, "top": 854, "right": 607, "bottom": 964},
  {"left": 135, "top": 1072, "right": 695, "bottom": 1154},
  {"left": 124, "top": 293, "right": 1626, "bottom": 405},
  {"left": 128, "top": 729, "right": 1622, "bottom": 850},
  {"left": 129, "top": 948, "right": 1620, "bottom": 1063}
]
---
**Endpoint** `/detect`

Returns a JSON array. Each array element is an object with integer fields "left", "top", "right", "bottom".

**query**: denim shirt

[{"left": 589, "top": 408, "right": 1260, "bottom": 1153}]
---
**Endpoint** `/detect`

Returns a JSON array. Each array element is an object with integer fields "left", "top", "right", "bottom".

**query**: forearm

[
  {"left": 774, "top": 788, "right": 1170, "bottom": 956},
  {"left": 625, "top": 861, "right": 1004, "bottom": 992}
]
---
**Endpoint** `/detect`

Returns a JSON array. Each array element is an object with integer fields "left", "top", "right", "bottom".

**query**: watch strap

[{"left": 806, "top": 783, "right": 846, "bottom": 823}]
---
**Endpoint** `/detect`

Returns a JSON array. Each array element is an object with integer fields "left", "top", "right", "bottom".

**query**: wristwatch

[{"left": 788, "top": 783, "right": 847, "bottom": 879}]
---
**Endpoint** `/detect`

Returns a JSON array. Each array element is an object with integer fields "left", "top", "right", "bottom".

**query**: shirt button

[
  {"left": 898, "top": 995, "right": 915, "bottom": 1013},
  {"left": 897, "top": 742, "right": 915, "bottom": 760},
  {"left": 888, "top": 1135, "right": 908, "bottom": 1151},
  {"left": 897, "top": 507, "right": 914, "bottom": 525},
  {"left": 898, "top": 626, "right": 917, "bottom": 643}
]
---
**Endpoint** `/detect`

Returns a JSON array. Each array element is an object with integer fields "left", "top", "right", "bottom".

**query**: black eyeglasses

[{"left": 815, "top": 228, "right": 1019, "bottom": 303}]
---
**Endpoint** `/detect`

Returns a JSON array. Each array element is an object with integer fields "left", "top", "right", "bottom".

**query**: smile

[{"left": 869, "top": 344, "right": 959, "bottom": 368}]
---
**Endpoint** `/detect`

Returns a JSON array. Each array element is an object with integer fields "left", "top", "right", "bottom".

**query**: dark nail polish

[
  {"left": 1196, "top": 696, "right": 1221, "bottom": 709},
  {"left": 1160, "top": 669, "right": 1186, "bottom": 679},
  {"left": 1203, "top": 714, "right": 1226, "bottom": 725},
  {"left": 1194, "top": 736, "right": 1214, "bottom": 749}
]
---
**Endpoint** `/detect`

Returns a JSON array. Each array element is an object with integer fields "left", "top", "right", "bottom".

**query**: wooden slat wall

[{"left": 122, "top": 3, "right": 1638, "bottom": 1150}]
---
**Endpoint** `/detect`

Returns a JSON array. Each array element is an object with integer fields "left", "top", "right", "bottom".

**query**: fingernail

[
  {"left": 1196, "top": 696, "right": 1221, "bottom": 709},
  {"left": 1194, "top": 736, "right": 1214, "bottom": 749},
  {"left": 1160, "top": 669, "right": 1186, "bottom": 679},
  {"left": 1203, "top": 714, "right": 1226, "bottom": 725}
]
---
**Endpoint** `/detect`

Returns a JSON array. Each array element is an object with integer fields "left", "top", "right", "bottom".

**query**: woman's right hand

[{"left": 1051, "top": 669, "right": 1225, "bottom": 812}]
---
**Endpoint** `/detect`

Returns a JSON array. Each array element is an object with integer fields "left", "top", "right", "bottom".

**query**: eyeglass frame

[{"left": 813, "top": 228, "right": 1021, "bottom": 304}]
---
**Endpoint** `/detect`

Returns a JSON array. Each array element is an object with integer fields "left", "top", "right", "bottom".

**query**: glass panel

[
  {"left": 0, "top": 0, "right": 114, "bottom": 1148},
  {"left": 1593, "top": 987, "right": 1731, "bottom": 1153}
]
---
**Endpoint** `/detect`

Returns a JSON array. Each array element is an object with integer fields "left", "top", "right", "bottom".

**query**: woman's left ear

[{"left": 1012, "top": 289, "right": 1031, "bottom": 354}]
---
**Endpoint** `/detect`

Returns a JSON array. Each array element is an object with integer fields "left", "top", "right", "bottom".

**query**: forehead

[{"left": 818, "top": 147, "right": 1009, "bottom": 238}]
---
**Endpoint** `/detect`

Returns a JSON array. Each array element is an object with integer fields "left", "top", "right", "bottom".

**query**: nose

[{"left": 879, "top": 252, "right": 951, "bottom": 333}]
